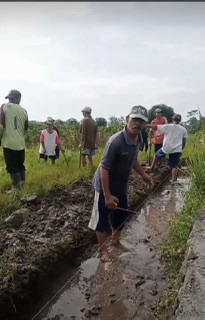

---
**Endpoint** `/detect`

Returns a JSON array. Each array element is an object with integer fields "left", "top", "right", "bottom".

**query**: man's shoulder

[
  {"left": 177, "top": 124, "right": 187, "bottom": 133},
  {"left": 107, "top": 130, "right": 123, "bottom": 144}
]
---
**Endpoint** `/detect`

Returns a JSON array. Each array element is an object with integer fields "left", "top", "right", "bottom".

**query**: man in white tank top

[{"left": 39, "top": 119, "right": 64, "bottom": 164}]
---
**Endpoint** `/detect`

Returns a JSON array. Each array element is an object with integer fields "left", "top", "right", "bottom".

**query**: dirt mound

[{"left": 0, "top": 163, "right": 171, "bottom": 319}]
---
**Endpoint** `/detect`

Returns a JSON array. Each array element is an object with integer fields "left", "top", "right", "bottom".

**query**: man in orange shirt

[{"left": 149, "top": 108, "right": 168, "bottom": 152}]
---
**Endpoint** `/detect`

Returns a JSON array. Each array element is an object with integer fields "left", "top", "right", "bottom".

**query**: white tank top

[{"left": 39, "top": 129, "right": 58, "bottom": 156}]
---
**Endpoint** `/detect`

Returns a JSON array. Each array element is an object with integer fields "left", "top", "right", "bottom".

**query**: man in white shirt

[{"left": 146, "top": 114, "right": 187, "bottom": 184}]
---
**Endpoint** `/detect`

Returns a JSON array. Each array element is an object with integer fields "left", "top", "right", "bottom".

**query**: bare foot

[
  {"left": 112, "top": 241, "right": 131, "bottom": 252},
  {"left": 99, "top": 250, "right": 112, "bottom": 263}
]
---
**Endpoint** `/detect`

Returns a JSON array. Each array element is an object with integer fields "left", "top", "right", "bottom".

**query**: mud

[
  {"left": 0, "top": 162, "right": 187, "bottom": 319},
  {"left": 32, "top": 174, "right": 189, "bottom": 320}
]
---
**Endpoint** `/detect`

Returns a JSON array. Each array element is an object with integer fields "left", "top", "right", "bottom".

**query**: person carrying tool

[
  {"left": 146, "top": 114, "right": 187, "bottom": 184},
  {"left": 46, "top": 117, "right": 60, "bottom": 159},
  {"left": 88, "top": 105, "right": 154, "bottom": 262},
  {"left": 79, "top": 107, "right": 98, "bottom": 167},
  {"left": 39, "top": 118, "right": 64, "bottom": 164},
  {"left": 0, "top": 90, "right": 28, "bottom": 191},
  {"left": 149, "top": 108, "right": 168, "bottom": 152}
]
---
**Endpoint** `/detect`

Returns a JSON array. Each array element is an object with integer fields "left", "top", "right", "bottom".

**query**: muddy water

[{"left": 34, "top": 176, "right": 190, "bottom": 320}]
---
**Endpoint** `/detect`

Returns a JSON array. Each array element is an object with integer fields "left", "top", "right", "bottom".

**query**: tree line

[{"left": 25, "top": 104, "right": 204, "bottom": 149}]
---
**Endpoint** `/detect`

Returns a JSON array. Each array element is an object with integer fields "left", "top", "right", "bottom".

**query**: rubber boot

[
  {"left": 19, "top": 170, "right": 25, "bottom": 182},
  {"left": 19, "top": 170, "right": 25, "bottom": 187},
  {"left": 10, "top": 172, "right": 21, "bottom": 188}
]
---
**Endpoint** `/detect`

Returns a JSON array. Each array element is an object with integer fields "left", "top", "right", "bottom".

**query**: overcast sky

[{"left": 0, "top": 2, "right": 205, "bottom": 122}]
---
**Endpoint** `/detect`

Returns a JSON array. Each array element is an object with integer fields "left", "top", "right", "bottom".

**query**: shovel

[
  {"left": 79, "top": 148, "right": 82, "bottom": 169},
  {"left": 62, "top": 151, "right": 69, "bottom": 167},
  {"left": 148, "top": 142, "right": 152, "bottom": 166}
]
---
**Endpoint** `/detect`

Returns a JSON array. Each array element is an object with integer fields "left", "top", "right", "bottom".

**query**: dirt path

[{"left": 34, "top": 175, "right": 190, "bottom": 320}]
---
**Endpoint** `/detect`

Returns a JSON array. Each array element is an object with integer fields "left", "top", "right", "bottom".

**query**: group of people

[
  {"left": 88, "top": 105, "right": 187, "bottom": 262},
  {"left": 0, "top": 89, "right": 187, "bottom": 262}
]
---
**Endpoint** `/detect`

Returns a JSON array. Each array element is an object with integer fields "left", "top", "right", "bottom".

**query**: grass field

[{"left": 0, "top": 132, "right": 200, "bottom": 222}]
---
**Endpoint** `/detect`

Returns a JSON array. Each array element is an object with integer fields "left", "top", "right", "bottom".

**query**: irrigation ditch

[{"left": 0, "top": 161, "right": 193, "bottom": 320}]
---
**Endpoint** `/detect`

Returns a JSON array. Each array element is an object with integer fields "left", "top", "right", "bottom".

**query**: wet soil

[
  {"left": 0, "top": 162, "right": 187, "bottom": 319},
  {"left": 34, "top": 175, "right": 189, "bottom": 320}
]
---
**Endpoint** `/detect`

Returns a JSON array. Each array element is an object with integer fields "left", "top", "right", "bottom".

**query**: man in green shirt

[{"left": 0, "top": 90, "right": 28, "bottom": 190}]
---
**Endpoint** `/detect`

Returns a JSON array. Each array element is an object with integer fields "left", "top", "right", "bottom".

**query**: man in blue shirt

[{"left": 89, "top": 106, "right": 153, "bottom": 262}]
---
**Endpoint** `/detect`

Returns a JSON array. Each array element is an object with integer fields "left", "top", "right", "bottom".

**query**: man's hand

[
  {"left": 105, "top": 194, "right": 119, "bottom": 209},
  {"left": 141, "top": 172, "right": 154, "bottom": 189}
]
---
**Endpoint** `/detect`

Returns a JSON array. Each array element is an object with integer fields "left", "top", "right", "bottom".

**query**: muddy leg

[
  {"left": 150, "top": 154, "right": 158, "bottom": 171},
  {"left": 112, "top": 230, "right": 131, "bottom": 252},
  {"left": 96, "top": 231, "right": 111, "bottom": 262},
  {"left": 171, "top": 167, "right": 178, "bottom": 183}
]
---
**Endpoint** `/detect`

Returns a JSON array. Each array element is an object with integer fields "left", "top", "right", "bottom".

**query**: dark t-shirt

[
  {"left": 93, "top": 128, "right": 142, "bottom": 195},
  {"left": 80, "top": 116, "right": 98, "bottom": 149}
]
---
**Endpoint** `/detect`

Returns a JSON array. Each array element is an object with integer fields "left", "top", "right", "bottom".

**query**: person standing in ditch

[
  {"left": 39, "top": 118, "right": 64, "bottom": 164},
  {"left": 88, "top": 105, "right": 154, "bottom": 262},
  {"left": 149, "top": 108, "right": 168, "bottom": 153},
  {"left": 79, "top": 107, "right": 98, "bottom": 167},
  {"left": 0, "top": 90, "right": 28, "bottom": 190},
  {"left": 146, "top": 114, "right": 187, "bottom": 184}
]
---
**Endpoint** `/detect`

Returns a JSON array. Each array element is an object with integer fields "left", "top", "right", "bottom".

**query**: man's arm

[
  {"left": 147, "top": 124, "right": 158, "bottom": 130},
  {"left": 182, "top": 138, "right": 186, "bottom": 150},
  {"left": 100, "top": 167, "right": 119, "bottom": 209},
  {"left": 56, "top": 135, "right": 65, "bottom": 153},
  {"left": 0, "top": 104, "right": 5, "bottom": 127},
  {"left": 95, "top": 130, "right": 99, "bottom": 148},
  {"left": 133, "top": 159, "right": 154, "bottom": 187},
  {"left": 79, "top": 120, "right": 86, "bottom": 148},
  {"left": 24, "top": 118, "right": 29, "bottom": 131},
  {"left": 40, "top": 132, "right": 46, "bottom": 153}
]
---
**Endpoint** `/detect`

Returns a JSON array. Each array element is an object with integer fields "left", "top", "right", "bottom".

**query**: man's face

[
  {"left": 127, "top": 116, "right": 147, "bottom": 135},
  {"left": 155, "top": 112, "right": 162, "bottom": 119},
  {"left": 47, "top": 123, "right": 53, "bottom": 129}
]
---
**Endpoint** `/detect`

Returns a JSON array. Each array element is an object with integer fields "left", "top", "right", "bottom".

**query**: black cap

[
  {"left": 5, "top": 89, "right": 21, "bottom": 99},
  {"left": 172, "top": 114, "right": 181, "bottom": 121}
]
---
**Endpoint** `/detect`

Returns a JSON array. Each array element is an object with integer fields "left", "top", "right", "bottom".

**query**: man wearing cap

[
  {"left": 80, "top": 107, "right": 98, "bottom": 167},
  {"left": 39, "top": 118, "right": 64, "bottom": 164},
  {"left": 0, "top": 90, "right": 28, "bottom": 190},
  {"left": 146, "top": 114, "right": 187, "bottom": 184},
  {"left": 149, "top": 108, "right": 168, "bottom": 153},
  {"left": 88, "top": 105, "right": 154, "bottom": 262}
]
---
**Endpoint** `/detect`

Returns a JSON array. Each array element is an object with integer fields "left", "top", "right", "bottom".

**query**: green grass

[{"left": 154, "top": 131, "right": 205, "bottom": 318}]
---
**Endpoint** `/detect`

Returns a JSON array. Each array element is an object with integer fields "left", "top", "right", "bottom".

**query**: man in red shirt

[{"left": 149, "top": 108, "right": 168, "bottom": 152}]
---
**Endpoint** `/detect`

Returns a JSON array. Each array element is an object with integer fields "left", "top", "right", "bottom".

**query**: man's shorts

[
  {"left": 88, "top": 191, "right": 128, "bottom": 232},
  {"left": 81, "top": 148, "right": 96, "bottom": 156},
  {"left": 39, "top": 154, "right": 56, "bottom": 160},
  {"left": 154, "top": 143, "right": 163, "bottom": 153},
  {"left": 156, "top": 148, "right": 181, "bottom": 168}
]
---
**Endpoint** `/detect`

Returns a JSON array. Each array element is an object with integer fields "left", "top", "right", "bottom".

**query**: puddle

[{"left": 34, "top": 175, "right": 190, "bottom": 320}]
